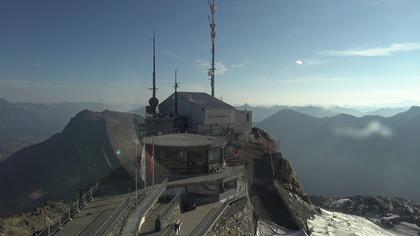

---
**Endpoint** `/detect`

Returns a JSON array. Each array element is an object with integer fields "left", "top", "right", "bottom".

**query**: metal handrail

[
  {"left": 94, "top": 197, "right": 130, "bottom": 236},
  {"left": 132, "top": 185, "right": 166, "bottom": 236},
  {"left": 159, "top": 191, "right": 181, "bottom": 225},
  {"left": 121, "top": 179, "right": 169, "bottom": 236},
  {"left": 34, "top": 182, "right": 99, "bottom": 236},
  {"left": 141, "top": 127, "right": 234, "bottom": 138},
  {"left": 190, "top": 193, "right": 247, "bottom": 236},
  {"left": 190, "top": 201, "right": 230, "bottom": 236}
]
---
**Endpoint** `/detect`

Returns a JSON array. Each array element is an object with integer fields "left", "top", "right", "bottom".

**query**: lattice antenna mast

[{"left": 208, "top": 0, "right": 216, "bottom": 97}]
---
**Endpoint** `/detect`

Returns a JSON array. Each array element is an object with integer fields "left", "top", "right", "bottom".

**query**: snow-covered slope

[
  {"left": 308, "top": 209, "right": 394, "bottom": 236},
  {"left": 256, "top": 220, "right": 308, "bottom": 236}
]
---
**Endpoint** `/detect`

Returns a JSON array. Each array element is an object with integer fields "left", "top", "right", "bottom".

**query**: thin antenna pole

[
  {"left": 209, "top": 0, "right": 216, "bottom": 97},
  {"left": 152, "top": 32, "right": 156, "bottom": 98},
  {"left": 174, "top": 69, "right": 179, "bottom": 117},
  {"left": 147, "top": 32, "right": 159, "bottom": 116}
]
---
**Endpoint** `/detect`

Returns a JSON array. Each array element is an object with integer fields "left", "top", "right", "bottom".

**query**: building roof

[
  {"left": 162, "top": 92, "right": 235, "bottom": 110},
  {"left": 143, "top": 133, "right": 226, "bottom": 148}
]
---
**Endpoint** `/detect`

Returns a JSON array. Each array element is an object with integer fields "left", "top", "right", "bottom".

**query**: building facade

[
  {"left": 144, "top": 133, "right": 226, "bottom": 175},
  {"left": 158, "top": 92, "right": 252, "bottom": 138}
]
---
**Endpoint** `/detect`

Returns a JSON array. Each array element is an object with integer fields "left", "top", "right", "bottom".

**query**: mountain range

[
  {"left": 0, "top": 98, "right": 140, "bottom": 160},
  {"left": 237, "top": 104, "right": 408, "bottom": 122},
  {"left": 2, "top": 98, "right": 419, "bottom": 201},
  {"left": 257, "top": 107, "right": 420, "bottom": 201}
]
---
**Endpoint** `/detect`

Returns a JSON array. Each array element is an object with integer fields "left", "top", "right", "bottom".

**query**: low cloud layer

[
  {"left": 320, "top": 43, "right": 420, "bottom": 57},
  {"left": 0, "top": 79, "right": 63, "bottom": 88},
  {"left": 334, "top": 120, "right": 394, "bottom": 139}
]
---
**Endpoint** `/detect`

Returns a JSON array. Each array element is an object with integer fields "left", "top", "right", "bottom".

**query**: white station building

[{"left": 158, "top": 92, "right": 252, "bottom": 139}]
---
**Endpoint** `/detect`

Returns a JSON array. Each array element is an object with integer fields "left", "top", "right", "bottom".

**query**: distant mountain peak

[
  {"left": 391, "top": 106, "right": 420, "bottom": 120},
  {"left": 332, "top": 113, "right": 357, "bottom": 119},
  {"left": 407, "top": 106, "right": 420, "bottom": 112}
]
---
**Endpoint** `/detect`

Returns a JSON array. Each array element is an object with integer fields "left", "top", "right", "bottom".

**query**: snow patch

[
  {"left": 332, "top": 198, "right": 350, "bottom": 206},
  {"left": 308, "top": 209, "right": 394, "bottom": 236}
]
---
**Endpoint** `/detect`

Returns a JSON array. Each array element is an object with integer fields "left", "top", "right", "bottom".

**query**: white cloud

[
  {"left": 0, "top": 79, "right": 63, "bottom": 88},
  {"left": 303, "top": 58, "right": 328, "bottom": 66},
  {"left": 0, "top": 79, "right": 30, "bottom": 87},
  {"left": 230, "top": 63, "right": 245, "bottom": 68},
  {"left": 365, "top": 0, "right": 381, "bottom": 7},
  {"left": 215, "top": 61, "right": 228, "bottom": 75},
  {"left": 319, "top": 43, "right": 420, "bottom": 57},
  {"left": 196, "top": 59, "right": 228, "bottom": 75},
  {"left": 255, "top": 75, "right": 343, "bottom": 84},
  {"left": 409, "top": 14, "right": 419, "bottom": 22},
  {"left": 334, "top": 120, "right": 393, "bottom": 139},
  {"left": 295, "top": 58, "right": 327, "bottom": 66}
]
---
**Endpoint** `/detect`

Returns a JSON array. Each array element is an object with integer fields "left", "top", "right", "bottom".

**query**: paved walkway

[
  {"left": 178, "top": 201, "right": 223, "bottom": 236},
  {"left": 139, "top": 202, "right": 167, "bottom": 235},
  {"left": 121, "top": 185, "right": 166, "bottom": 236},
  {"left": 56, "top": 193, "right": 129, "bottom": 236}
]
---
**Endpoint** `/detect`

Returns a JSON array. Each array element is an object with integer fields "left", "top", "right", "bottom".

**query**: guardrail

[
  {"left": 190, "top": 201, "right": 229, "bottom": 236},
  {"left": 219, "top": 188, "right": 236, "bottom": 201},
  {"left": 190, "top": 193, "right": 247, "bottom": 236},
  {"left": 161, "top": 223, "right": 176, "bottom": 236},
  {"left": 121, "top": 179, "right": 168, "bottom": 236},
  {"left": 34, "top": 182, "right": 99, "bottom": 236},
  {"left": 158, "top": 191, "right": 182, "bottom": 230},
  {"left": 94, "top": 197, "right": 130, "bottom": 236},
  {"left": 140, "top": 127, "right": 234, "bottom": 139}
]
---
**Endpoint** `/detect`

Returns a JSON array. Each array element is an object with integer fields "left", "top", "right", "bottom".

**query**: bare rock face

[
  {"left": 250, "top": 127, "right": 278, "bottom": 153},
  {"left": 273, "top": 153, "right": 308, "bottom": 200},
  {"left": 249, "top": 127, "right": 317, "bottom": 233},
  {"left": 272, "top": 153, "right": 318, "bottom": 232},
  {"left": 0, "top": 201, "right": 68, "bottom": 235}
]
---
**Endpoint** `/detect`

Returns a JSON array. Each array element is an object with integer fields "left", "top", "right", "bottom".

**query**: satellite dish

[{"left": 149, "top": 97, "right": 159, "bottom": 107}]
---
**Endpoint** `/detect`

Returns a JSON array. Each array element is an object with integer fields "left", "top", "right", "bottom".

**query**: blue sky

[{"left": 1, "top": 0, "right": 420, "bottom": 107}]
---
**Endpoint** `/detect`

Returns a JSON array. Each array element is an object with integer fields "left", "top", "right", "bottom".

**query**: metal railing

[
  {"left": 34, "top": 182, "right": 99, "bottom": 236},
  {"left": 140, "top": 127, "right": 235, "bottom": 139},
  {"left": 94, "top": 197, "right": 130, "bottom": 236},
  {"left": 190, "top": 201, "right": 230, "bottom": 236},
  {"left": 158, "top": 191, "right": 182, "bottom": 230},
  {"left": 134, "top": 180, "right": 168, "bottom": 221},
  {"left": 121, "top": 179, "right": 168, "bottom": 236},
  {"left": 190, "top": 193, "right": 247, "bottom": 236},
  {"left": 161, "top": 223, "right": 176, "bottom": 236}
]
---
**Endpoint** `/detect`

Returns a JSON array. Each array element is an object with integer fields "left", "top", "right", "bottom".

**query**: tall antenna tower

[
  {"left": 173, "top": 69, "right": 180, "bottom": 117},
  {"left": 146, "top": 32, "right": 159, "bottom": 116},
  {"left": 208, "top": 0, "right": 216, "bottom": 97},
  {"left": 151, "top": 32, "right": 157, "bottom": 98}
]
